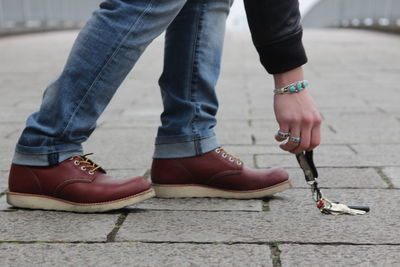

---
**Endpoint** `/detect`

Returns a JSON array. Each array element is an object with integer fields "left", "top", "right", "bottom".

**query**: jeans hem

[
  {"left": 12, "top": 148, "right": 84, "bottom": 166},
  {"left": 153, "top": 135, "right": 219, "bottom": 158}
]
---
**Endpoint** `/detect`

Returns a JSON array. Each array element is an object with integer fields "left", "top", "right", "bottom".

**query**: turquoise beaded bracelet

[{"left": 274, "top": 80, "right": 309, "bottom": 95}]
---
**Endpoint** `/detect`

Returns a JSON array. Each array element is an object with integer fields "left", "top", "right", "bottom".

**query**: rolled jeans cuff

[
  {"left": 13, "top": 144, "right": 84, "bottom": 166},
  {"left": 153, "top": 135, "right": 219, "bottom": 159}
]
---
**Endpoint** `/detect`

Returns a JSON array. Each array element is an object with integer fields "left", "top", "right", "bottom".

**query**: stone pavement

[{"left": 1, "top": 28, "right": 400, "bottom": 266}]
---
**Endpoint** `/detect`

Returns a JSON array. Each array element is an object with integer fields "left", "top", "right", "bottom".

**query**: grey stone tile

[
  {"left": 0, "top": 243, "right": 272, "bottom": 267},
  {"left": 215, "top": 123, "right": 253, "bottom": 145},
  {"left": 352, "top": 144, "right": 400, "bottom": 167},
  {"left": 287, "top": 167, "right": 388, "bottom": 189},
  {"left": 223, "top": 144, "right": 280, "bottom": 155},
  {"left": 0, "top": 194, "right": 12, "bottom": 211},
  {"left": 129, "top": 198, "right": 263, "bottom": 212},
  {"left": 321, "top": 113, "right": 400, "bottom": 144},
  {"left": 0, "top": 141, "right": 14, "bottom": 171},
  {"left": 256, "top": 145, "right": 358, "bottom": 168},
  {"left": 106, "top": 169, "right": 148, "bottom": 180},
  {"left": 118, "top": 189, "right": 399, "bottom": 244},
  {"left": 280, "top": 245, "right": 400, "bottom": 267},
  {"left": 84, "top": 128, "right": 155, "bottom": 170},
  {"left": 382, "top": 167, "right": 400, "bottom": 188},
  {"left": 0, "top": 211, "right": 118, "bottom": 242},
  {"left": 0, "top": 170, "right": 8, "bottom": 192}
]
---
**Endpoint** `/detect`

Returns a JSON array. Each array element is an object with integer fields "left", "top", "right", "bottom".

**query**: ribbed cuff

[{"left": 256, "top": 30, "right": 308, "bottom": 74}]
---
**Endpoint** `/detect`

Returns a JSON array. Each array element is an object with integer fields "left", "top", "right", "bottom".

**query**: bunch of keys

[{"left": 296, "top": 151, "right": 370, "bottom": 215}]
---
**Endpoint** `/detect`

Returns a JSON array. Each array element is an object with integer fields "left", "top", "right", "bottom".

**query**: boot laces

[
  {"left": 215, "top": 147, "right": 243, "bottom": 166},
  {"left": 69, "top": 153, "right": 104, "bottom": 175}
]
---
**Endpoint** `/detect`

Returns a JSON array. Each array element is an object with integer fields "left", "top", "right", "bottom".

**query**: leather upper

[
  {"left": 151, "top": 148, "right": 289, "bottom": 191},
  {"left": 9, "top": 156, "right": 150, "bottom": 203}
]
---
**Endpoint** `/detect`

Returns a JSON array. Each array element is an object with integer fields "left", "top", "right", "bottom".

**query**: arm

[
  {"left": 273, "top": 67, "right": 321, "bottom": 154},
  {"left": 244, "top": 0, "right": 307, "bottom": 74},
  {"left": 244, "top": 1, "right": 321, "bottom": 154}
]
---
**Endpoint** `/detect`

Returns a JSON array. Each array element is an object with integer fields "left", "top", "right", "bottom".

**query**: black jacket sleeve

[{"left": 244, "top": 0, "right": 307, "bottom": 74}]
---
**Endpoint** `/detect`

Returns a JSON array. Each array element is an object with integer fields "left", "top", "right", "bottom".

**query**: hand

[{"left": 273, "top": 67, "right": 321, "bottom": 154}]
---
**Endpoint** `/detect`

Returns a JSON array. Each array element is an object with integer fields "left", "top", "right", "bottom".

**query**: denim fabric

[{"left": 13, "top": 0, "right": 232, "bottom": 166}]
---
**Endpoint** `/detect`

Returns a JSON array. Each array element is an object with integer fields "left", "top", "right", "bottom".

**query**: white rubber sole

[
  {"left": 152, "top": 180, "right": 292, "bottom": 199},
  {"left": 6, "top": 188, "right": 155, "bottom": 213}
]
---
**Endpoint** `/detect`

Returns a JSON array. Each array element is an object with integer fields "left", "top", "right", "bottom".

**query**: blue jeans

[{"left": 13, "top": 0, "right": 232, "bottom": 166}]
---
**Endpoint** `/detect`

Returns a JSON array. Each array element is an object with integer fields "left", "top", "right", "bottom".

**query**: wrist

[{"left": 273, "top": 67, "right": 304, "bottom": 88}]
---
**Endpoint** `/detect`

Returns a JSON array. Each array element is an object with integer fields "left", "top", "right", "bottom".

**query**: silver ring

[
  {"left": 276, "top": 131, "right": 290, "bottom": 139},
  {"left": 290, "top": 137, "right": 301, "bottom": 143}
]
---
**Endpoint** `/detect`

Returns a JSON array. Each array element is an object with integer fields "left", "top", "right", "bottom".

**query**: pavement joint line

[
  {"left": 4, "top": 129, "right": 20, "bottom": 139},
  {"left": 251, "top": 134, "right": 256, "bottom": 145},
  {"left": 374, "top": 167, "right": 395, "bottom": 189},
  {"left": 258, "top": 164, "right": 400, "bottom": 168},
  {"left": 261, "top": 199, "right": 270, "bottom": 212},
  {"left": 269, "top": 243, "right": 282, "bottom": 267},
  {"left": 346, "top": 144, "right": 358, "bottom": 155},
  {"left": 327, "top": 125, "right": 337, "bottom": 134},
  {"left": 252, "top": 154, "right": 258, "bottom": 168},
  {"left": 221, "top": 143, "right": 400, "bottom": 147},
  {"left": 106, "top": 212, "right": 129, "bottom": 242},
  {"left": 1, "top": 240, "right": 400, "bottom": 246},
  {"left": 376, "top": 107, "right": 387, "bottom": 114},
  {"left": 135, "top": 209, "right": 262, "bottom": 213},
  {"left": 289, "top": 187, "right": 399, "bottom": 190}
]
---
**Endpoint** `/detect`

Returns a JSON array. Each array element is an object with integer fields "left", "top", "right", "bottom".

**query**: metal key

[{"left": 296, "top": 151, "right": 370, "bottom": 215}]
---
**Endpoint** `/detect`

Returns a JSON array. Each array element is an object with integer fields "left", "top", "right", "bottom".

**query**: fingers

[
  {"left": 308, "top": 121, "right": 321, "bottom": 151},
  {"left": 275, "top": 124, "right": 290, "bottom": 142},
  {"left": 276, "top": 115, "right": 321, "bottom": 154},
  {"left": 280, "top": 126, "right": 301, "bottom": 152},
  {"left": 291, "top": 124, "right": 311, "bottom": 154}
]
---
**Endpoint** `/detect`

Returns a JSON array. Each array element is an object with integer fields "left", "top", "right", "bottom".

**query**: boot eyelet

[
  {"left": 237, "top": 161, "right": 242, "bottom": 166},
  {"left": 229, "top": 157, "right": 234, "bottom": 162},
  {"left": 88, "top": 170, "right": 94, "bottom": 175},
  {"left": 215, "top": 148, "right": 221, "bottom": 153},
  {"left": 221, "top": 153, "right": 227, "bottom": 158},
  {"left": 74, "top": 160, "right": 80, "bottom": 166},
  {"left": 81, "top": 166, "right": 87, "bottom": 171}
]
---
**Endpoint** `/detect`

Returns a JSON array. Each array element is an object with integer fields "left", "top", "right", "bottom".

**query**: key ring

[{"left": 296, "top": 151, "right": 370, "bottom": 215}]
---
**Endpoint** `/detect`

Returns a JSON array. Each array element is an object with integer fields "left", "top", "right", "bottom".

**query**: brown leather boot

[
  {"left": 151, "top": 147, "right": 291, "bottom": 199},
  {"left": 7, "top": 155, "right": 155, "bottom": 212}
]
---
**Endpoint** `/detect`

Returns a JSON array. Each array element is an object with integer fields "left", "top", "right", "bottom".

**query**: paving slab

[
  {"left": 84, "top": 128, "right": 155, "bottom": 170},
  {"left": 106, "top": 169, "right": 149, "bottom": 180},
  {"left": 0, "top": 194, "right": 10, "bottom": 211},
  {"left": 319, "top": 113, "right": 400, "bottom": 144},
  {"left": 352, "top": 144, "right": 400, "bottom": 167},
  {"left": 382, "top": 167, "right": 400, "bottom": 188},
  {"left": 0, "top": 243, "right": 272, "bottom": 267},
  {"left": 117, "top": 189, "right": 400, "bottom": 244},
  {"left": 215, "top": 119, "right": 253, "bottom": 145},
  {"left": 280, "top": 245, "right": 400, "bottom": 267},
  {"left": 256, "top": 145, "right": 358, "bottom": 168},
  {"left": 129, "top": 198, "right": 263, "bottom": 212},
  {"left": 0, "top": 211, "right": 118, "bottom": 242},
  {"left": 287, "top": 167, "right": 388, "bottom": 188},
  {"left": 0, "top": 170, "right": 8, "bottom": 192}
]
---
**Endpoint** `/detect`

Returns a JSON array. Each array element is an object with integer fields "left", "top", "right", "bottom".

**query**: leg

[
  {"left": 14, "top": 0, "right": 187, "bottom": 166},
  {"left": 154, "top": 0, "right": 232, "bottom": 158},
  {"left": 8, "top": 0, "right": 188, "bottom": 212},
  {"left": 151, "top": 0, "right": 291, "bottom": 198}
]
